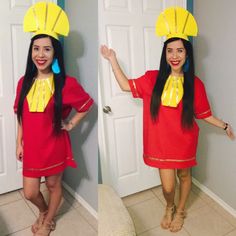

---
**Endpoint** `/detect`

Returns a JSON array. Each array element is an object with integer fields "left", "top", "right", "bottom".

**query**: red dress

[
  {"left": 14, "top": 76, "right": 94, "bottom": 177},
  {"left": 128, "top": 70, "right": 212, "bottom": 169}
]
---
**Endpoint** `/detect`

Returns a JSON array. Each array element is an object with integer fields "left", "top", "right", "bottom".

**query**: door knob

[{"left": 103, "top": 106, "right": 112, "bottom": 114}]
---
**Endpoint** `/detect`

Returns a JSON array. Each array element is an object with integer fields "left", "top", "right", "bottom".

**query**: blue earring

[
  {"left": 51, "top": 58, "right": 61, "bottom": 74},
  {"left": 183, "top": 58, "right": 190, "bottom": 72}
]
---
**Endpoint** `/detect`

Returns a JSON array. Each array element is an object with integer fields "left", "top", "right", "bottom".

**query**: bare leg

[
  {"left": 170, "top": 168, "right": 191, "bottom": 232},
  {"left": 177, "top": 168, "right": 191, "bottom": 210},
  {"left": 159, "top": 169, "right": 176, "bottom": 206},
  {"left": 159, "top": 169, "right": 176, "bottom": 229},
  {"left": 44, "top": 173, "right": 63, "bottom": 223},
  {"left": 23, "top": 177, "right": 48, "bottom": 212}
]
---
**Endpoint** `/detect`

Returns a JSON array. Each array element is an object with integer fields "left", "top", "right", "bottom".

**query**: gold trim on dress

[
  {"left": 78, "top": 97, "right": 92, "bottom": 112},
  {"left": 144, "top": 154, "right": 195, "bottom": 163},
  {"left": 24, "top": 157, "right": 74, "bottom": 171},
  {"left": 131, "top": 79, "right": 139, "bottom": 97},
  {"left": 196, "top": 109, "right": 211, "bottom": 117}
]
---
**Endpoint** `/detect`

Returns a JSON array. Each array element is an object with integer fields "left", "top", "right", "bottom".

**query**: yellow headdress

[
  {"left": 155, "top": 7, "right": 198, "bottom": 41},
  {"left": 23, "top": 2, "right": 69, "bottom": 40}
]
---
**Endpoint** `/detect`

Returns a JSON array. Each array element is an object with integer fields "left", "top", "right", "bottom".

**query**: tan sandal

[
  {"left": 34, "top": 220, "right": 56, "bottom": 236},
  {"left": 31, "top": 211, "right": 48, "bottom": 233},
  {"left": 161, "top": 204, "right": 176, "bottom": 229},
  {"left": 170, "top": 209, "right": 186, "bottom": 232}
]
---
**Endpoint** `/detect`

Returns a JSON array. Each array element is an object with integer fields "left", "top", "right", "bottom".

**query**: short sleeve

[
  {"left": 13, "top": 77, "right": 24, "bottom": 113},
  {"left": 194, "top": 77, "right": 212, "bottom": 119},
  {"left": 128, "top": 70, "right": 158, "bottom": 98},
  {"left": 63, "top": 77, "right": 94, "bottom": 112}
]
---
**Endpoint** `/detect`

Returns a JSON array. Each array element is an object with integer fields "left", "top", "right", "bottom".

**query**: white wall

[
  {"left": 193, "top": 0, "right": 236, "bottom": 210},
  {"left": 63, "top": 0, "right": 98, "bottom": 211}
]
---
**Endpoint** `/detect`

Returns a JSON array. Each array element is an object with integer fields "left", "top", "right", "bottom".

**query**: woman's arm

[
  {"left": 16, "top": 122, "right": 24, "bottom": 161},
  {"left": 203, "top": 115, "right": 234, "bottom": 140},
  {"left": 100, "top": 45, "right": 130, "bottom": 92},
  {"left": 61, "top": 111, "right": 89, "bottom": 131}
]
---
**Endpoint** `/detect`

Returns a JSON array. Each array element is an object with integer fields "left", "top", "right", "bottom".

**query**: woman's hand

[
  {"left": 61, "top": 121, "right": 74, "bottom": 132},
  {"left": 16, "top": 143, "right": 23, "bottom": 162},
  {"left": 100, "top": 45, "right": 116, "bottom": 61},
  {"left": 225, "top": 124, "right": 235, "bottom": 140},
  {"left": 204, "top": 116, "right": 235, "bottom": 140}
]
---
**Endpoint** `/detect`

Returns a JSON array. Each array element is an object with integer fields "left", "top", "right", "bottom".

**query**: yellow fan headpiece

[
  {"left": 23, "top": 2, "right": 69, "bottom": 40},
  {"left": 155, "top": 7, "right": 198, "bottom": 41}
]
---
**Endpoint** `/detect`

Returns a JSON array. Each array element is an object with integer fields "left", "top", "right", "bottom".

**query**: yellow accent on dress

[
  {"left": 27, "top": 76, "right": 55, "bottom": 112},
  {"left": 23, "top": 2, "right": 70, "bottom": 40},
  {"left": 155, "top": 7, "right": 198, "bottom": 41},
  {"left": 161, "top": 75, "right": 184, "bottom": 107}
]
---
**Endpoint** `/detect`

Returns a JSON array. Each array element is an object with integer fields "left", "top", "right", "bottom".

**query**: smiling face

[
  {"left": 166, "top": 39, "right": 187, "bottom": 75},
  {"left": 32, "top": 37, "right": 54, "bottom": 75}
]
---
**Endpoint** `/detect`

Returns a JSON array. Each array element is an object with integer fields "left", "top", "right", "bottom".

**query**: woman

[
  {"left": 14, "top": 2, "right": 93, "bottom": 236},
  {"left": 101, "top": 7, "right": 234, "bottom": 233}
]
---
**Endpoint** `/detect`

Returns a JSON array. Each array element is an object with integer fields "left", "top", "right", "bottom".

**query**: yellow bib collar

[
  {"left": 161, "top": 75, "right": 184, "bottom": 107},
  {"left": 27, "top": 75, "right": 55, "bottom": 112}
]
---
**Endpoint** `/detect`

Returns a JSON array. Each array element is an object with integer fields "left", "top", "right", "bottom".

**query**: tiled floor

[
  {"left": 122, "top": 184, "right": 236, "bottom": 236},
  {"left": 0, "top": 183, "right": 97, "bottom": 236}
]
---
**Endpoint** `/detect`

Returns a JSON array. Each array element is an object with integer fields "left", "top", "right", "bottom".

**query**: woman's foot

[
  {"left": 161, "top": 204, "right": 176, "bottom": 229},
  {"left": 34, "top": 220, "right": 56, "bottom": 236},
  {"left": 31, "top": 210, "right": 48, "bottom": 233},
  {"left": 169, "top": 209, "right": 186, "bottom": 232}
]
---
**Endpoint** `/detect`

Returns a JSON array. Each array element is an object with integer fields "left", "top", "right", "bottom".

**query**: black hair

[
  {"left": 17, "top": 34, "right": 66, "bottom": 134},
  {"left": 150, "top": 37, "right": 195, "bottom": 128}
]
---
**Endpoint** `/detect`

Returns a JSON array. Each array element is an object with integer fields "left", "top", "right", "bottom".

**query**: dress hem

[
  {"left": 23, "top": 161, "right": 77, "bottom": 178},
  {"left": 143, "top": 154, "right": 197, "bottom": 169}
]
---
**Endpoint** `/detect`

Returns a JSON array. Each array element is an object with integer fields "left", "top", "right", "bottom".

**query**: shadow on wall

[
  {"left": 193, "top": 35, "right": 227, "bottom": 182},
  {"left": 62, "top": 29, "right": 97, "bottom": 191},
  {"left": 64, "top": 30, "right": 85, "bottom": 79}
]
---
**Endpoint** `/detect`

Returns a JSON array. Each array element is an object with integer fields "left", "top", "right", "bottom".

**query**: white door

[
  {"left": 99, "top": 0, "right": 187, "bottom": 197},
  {"left": 0, "top": 0, "right": 57, "bottom": 194}
]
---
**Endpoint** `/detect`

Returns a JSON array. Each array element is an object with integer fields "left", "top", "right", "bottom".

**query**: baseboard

[
  {"left": 62, "top": 181, "right": 98, "bottom": 219},
  {"left": 192, "top": 177, "right": 236, "bottom": 218}
]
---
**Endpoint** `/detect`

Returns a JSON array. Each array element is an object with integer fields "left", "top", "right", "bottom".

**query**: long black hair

[
  {"left": 150, "top": 37, "right": 195, "bottom": 128},
  {"left": 17, "top": 34, "right": 66, "bottom": 134}
]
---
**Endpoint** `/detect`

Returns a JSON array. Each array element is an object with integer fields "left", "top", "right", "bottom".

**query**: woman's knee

[
  {"left": 46, "top": 179, "right": 62, "bottom": 192},
  {"left": 23, "top": 188, "right": 40, "bottom": 201},
  {"left": 162, "top": 185, "right": 175, "bottom": 195},
  {"left": 177, "top": 169, "right": 191, "bottom": 181}
]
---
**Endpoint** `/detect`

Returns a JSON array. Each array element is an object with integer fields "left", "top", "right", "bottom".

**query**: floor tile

[
  {"left": 122, "top": 189, "right": 155, "bottom": 207},
  {"left": 62, "top": 188, "right": 82, "bottom": 209},
  {"left": 191, "top": 184, "right": 215, "bottom": 206},
  {"left": 75, "top": 206, "right": 98, "bottom": 231},
  {"left": 0, "top": 191, "right": 22, "bottom": 207},
  {"left": 211, "top": 202, "right": 236, "bottom": 227},
  {"left": 51, "top": 209, "right": 97, "bottom": 236},
  {"left": 139, "top": 226, "right": 190, "bottom": 236},
  {"left": 127, "top": 197, "right": 164, "bottom": 234},
  {"left": 151, "top": 186, "right": 163, "bottom": 197},
  {"left": 0, "top": 200, "right": 36, "bottom": 235},
  {"left": 225, "top": 229, "right": 236, "bottom": 236},
  {"left": 8, "top": 227, "right": 32, "bottom": 236},
  {"left": 184, "top": 206, "right": 234, "bottom": 236}
]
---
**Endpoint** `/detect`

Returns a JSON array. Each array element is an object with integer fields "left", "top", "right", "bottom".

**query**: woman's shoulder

[
  {"left": 16, "top": 76, "right": 25, "bottom": 89},
  {"left": 64, "top": 75, "right": 81, "bottom": 87},
  {"left": 144, "top": 70, "right": 159, "bottom": 78},
  {"left": 65, "top": 75, "right": 78, "bottom": 83},
  {"left": 194, "top": 75, "right": 205, "bottom": 87},
  {"left": 137, "top": 70, "right": 158, "bottom": 84}
]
